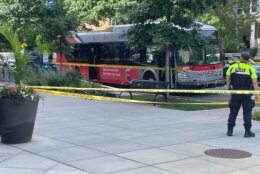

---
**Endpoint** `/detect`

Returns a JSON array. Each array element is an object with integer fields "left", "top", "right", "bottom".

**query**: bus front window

[
  {"left": 176, "top": 29, "right": 220, "bottom": 66},
  {"left": 205, "top": 43, "right": 220, "bottom": 64},
  {"left": 201, "top": 30, "right": 220, "bottom": 64},
  {"left": 176, "top": 48, "right": 204, "bottom": 65},
  {"left": 176, "top": 43, "right": 220, "bottom": 66}
]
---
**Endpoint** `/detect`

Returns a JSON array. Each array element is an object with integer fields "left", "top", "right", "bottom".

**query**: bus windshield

[{"left": 176, "top": 30, "right": 220, "bottom": 66}]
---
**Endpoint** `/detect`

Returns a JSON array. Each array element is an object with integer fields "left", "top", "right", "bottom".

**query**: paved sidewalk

[{"left": 1, "top": 94, "right": 260, "bottom": 174}]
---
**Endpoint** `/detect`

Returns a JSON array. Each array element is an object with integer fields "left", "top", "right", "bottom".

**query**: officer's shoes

[
  {"left": 227, "top": 126, "right": 233, "bottom": 136},
  {"left": 227, "top": 130, "right": 233, "bottom": 136},
  {"left": 244, "top": 131, "right": 255, "bottom": 138}
]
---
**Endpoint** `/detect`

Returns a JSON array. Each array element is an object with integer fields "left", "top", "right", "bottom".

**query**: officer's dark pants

[{"left": 228, "top": 94, "right": 255, "bottom": 131}]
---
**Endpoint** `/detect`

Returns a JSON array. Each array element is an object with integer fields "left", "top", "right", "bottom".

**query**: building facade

[{"left": 250, "top": 0, "right": 260, "bottom": 56}]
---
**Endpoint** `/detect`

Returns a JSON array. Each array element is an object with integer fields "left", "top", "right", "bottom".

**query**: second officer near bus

[{"left": 226, "top": 51, "right": 259, "bottom": 137}]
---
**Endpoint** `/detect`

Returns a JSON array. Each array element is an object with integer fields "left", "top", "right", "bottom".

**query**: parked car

[
  {"left": 0, "top": 52, "right": 15, "bottom": 68},
  {"left": 27, "top": 52, "right": 53, "bottom": 71},
  {"left": 223, "top": 53, "right": 260, "bottom": 83},
  {"left": 0, "top": 56, "right": 5, "bottom": 67}
]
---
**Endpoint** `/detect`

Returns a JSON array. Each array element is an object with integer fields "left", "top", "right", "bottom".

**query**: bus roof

[
  {"left": 112, "top": 22, "right": 216, "bottom": 33},
  {"left": 74, "top": 32, "right": 127, "bottom": 44},
  {"left": 70, "top": 22, "right": 216, "bottom": 44}
]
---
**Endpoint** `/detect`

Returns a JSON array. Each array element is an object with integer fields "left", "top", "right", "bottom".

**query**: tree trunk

[{"left": 165, "top": 50, "right": 170, "bottom": 97}]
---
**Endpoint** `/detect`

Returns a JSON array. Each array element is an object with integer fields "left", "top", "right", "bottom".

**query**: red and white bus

[{"left": 55, "top": 23, "right": 225, "bottom": 89}]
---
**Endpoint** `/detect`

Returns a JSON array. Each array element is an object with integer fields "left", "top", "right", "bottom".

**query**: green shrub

[
  {"left": 252, "top": 109, "right": 260, "bottom": 121},
  {"left": 25, "top": 68, "right": 102, "bottom": 88},
  {"left": 25, "top": 69, "right": 82, "bottom": 87}
]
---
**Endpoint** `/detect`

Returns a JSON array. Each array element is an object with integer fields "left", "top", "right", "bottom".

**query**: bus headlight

[{"left": 177, "top": 72, "right": 189, "bottom": 79}]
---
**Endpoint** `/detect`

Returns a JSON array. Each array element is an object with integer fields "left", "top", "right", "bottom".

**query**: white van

[{"left": 0, "top": 52, "right": 15, "bottom": 67}]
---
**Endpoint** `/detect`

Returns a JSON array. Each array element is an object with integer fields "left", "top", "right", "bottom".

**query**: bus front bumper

[{"left": 177, "top": 79, "right": 225, "bottom": 89}]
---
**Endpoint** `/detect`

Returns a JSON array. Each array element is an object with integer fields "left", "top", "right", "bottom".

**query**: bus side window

[
  {"left": 101, "top": 44, "right": 110, "bottom": 64},
  {"left": 110, "top": 44, "right": 118, "bottom": 64},
  {"left": 73, "top": 45, "right": 80, "bottom": 58},
  {"left": 140, "top": 49, "right": 146, "bottom": 64},
  {"left": 118, "top": 43, "right": 129, "bottom": 65},
  {"left": 80, "top": 44, "right": 90, "bottom": 59}
]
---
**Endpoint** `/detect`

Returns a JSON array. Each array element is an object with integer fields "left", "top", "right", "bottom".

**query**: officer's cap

[{"left": 241, "top": 51, "right": 250, "bottom": 60}]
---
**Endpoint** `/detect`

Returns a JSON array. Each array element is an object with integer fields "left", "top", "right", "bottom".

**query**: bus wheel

[{"left": 143, "top": 72, "right": 156, "bottom": 81}]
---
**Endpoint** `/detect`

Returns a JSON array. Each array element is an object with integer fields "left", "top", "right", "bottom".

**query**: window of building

[
  {"left": 255, "top": 24, "right": 260, "bottom": 38},
  {"left": 251, "top": 0, "right": 259, "bottom": 12}
]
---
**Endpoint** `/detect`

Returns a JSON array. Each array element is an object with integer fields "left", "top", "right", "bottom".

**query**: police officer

[{"left": 226, "top": 51, "right": 259, "bottom": 137}]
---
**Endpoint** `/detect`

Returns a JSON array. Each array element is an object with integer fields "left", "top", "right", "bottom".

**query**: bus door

[{"left": 89, "top": 43, "right": 101, "bottom": 80}]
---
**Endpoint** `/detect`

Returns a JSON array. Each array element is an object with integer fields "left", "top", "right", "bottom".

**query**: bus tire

[{"left": 143, "top": 71, "right": 156, "bottom": 81}]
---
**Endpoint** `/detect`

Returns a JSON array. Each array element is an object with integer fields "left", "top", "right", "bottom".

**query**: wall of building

[
  {"left": 79, "top": 20, "right": 112, "bottom": 32},
  {"left": 250, "top": 0, "right": 260, "bottom": 57}
]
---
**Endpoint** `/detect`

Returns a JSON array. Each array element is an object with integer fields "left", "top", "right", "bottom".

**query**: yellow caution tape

[
  {"left": 51, "top": 62, "right": 180, "bottom": 71},
  {"left": 36, "top": 89, "right": 162, "bottom": 104},
  {"left": 37, "top": 89, "right": 230, "bottom": 105},
  {"left": 223, "top": 59, "right": 260, "bottom": 65},
  {"left": 31, "top": 86, "right": 260, "bottom": 95}
]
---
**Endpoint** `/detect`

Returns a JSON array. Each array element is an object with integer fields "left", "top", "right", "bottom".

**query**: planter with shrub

[
  {"left": 0, "top": 85, "right": 39, "bottom": 144},
  {"left": 0, "top": 24, "right": 40, "bottom": 144}
]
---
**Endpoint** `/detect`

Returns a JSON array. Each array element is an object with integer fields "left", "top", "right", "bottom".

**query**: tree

[
  {"left": 197, "top": 0, "right": 255, "bottom": 52},
  {"left": 127, "top": 0, "right": 226, "bottom": 50},
  {"left": 126, "top": 0, "right": 226, "bottom": 89},
  {"left": 64, "top": 0, "right": 137, "bottom": 26},
  {"left": 0, "top": 0, "right": 79, "bottom": 50},
  {"left": 0, "top": 24, "right": 29, "bottom": 84},
  {"left": 0, "top": 0, "right": 44, "bottom": 30},
  {"left": 42, "top": 0, "right": 79, "bottom": 41}
]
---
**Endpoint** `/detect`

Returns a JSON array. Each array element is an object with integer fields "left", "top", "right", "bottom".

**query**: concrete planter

[{"left": 0, "top": 98, "right": 39, "bottom": 144}]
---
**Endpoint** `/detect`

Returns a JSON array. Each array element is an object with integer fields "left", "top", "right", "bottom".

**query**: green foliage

[
  {"left": 25, "top": 69, "right": 82, "bottom": 87},
  {"left": 81, "top": 80, "right": 102, "bottom": 88},
  {"left": 197, "top": 0, "right": 255, "bottom": 52},
  {"left": 0, "top": 0, "right": 79, "bottom": 49},
  {"left": 25, "top": 68, "right": 102, "bottom": 88},
  {"left": 42, "top": 0, "right": 79, "bottom": 41},
  {"left": 0, "top": 85, "right": 39, "bottom": 101},
  {"left": 0, "top": 34, "right": 11, "bottom": 51},
  {"left": 0, "top": 24, "right": 20, "bottom": 53},
  {"left": 252, "top": 109, "right": 260, "bottom": 121},
  {"left": 0, "top": 0, "right": 44, "bottom": 30},
  {"left": 0, "top": 24, "right": 29, "bottom": 84},
  {"left": 65, "top": 0, "right": 137, "bottom": 25},
  {"left": 127, "top": 23, "right": 212, "bottom": 52},
  {"left": 160, "top": 103, "right": 227, "bottom": 111},
  {"left": 127, "top": 0, "right": 226, "bottom": 52},
  {"left": 54, "top": 35, "right": 74, "bottom": 59}
]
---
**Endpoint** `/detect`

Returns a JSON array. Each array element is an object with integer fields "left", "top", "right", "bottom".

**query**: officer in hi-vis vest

[{"left": 226, "top": 51, "right": 259, "bottom": 137}]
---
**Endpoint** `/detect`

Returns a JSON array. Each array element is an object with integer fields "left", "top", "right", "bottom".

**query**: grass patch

[
  {"left": 252, "top": 109, "right": 260, "bottom": 121},
  {"left": 160, "top": 103, "right": 227, "bottom": 111},
  {"left": 123, "top": 93, "right": 155, "bottom": 101},
  {"left": 122, "top": 93, "right": 228, "bottom": 111},
  {"left": 80, "top": 80, "right": 102, "bottom": 88}
]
